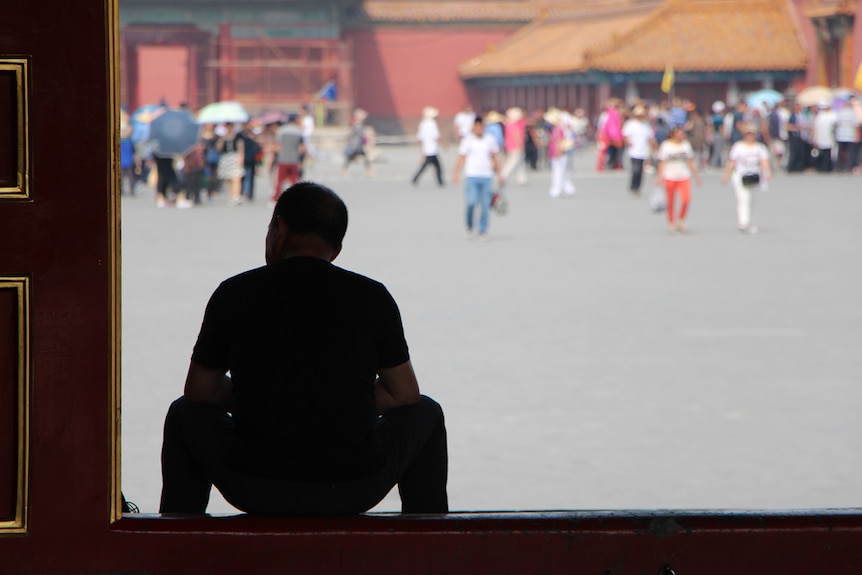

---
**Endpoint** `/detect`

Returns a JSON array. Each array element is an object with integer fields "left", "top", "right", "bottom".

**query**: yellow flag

[
  {"left": 661, "top": 65, "right": 675, "bottom": 94},
  {"left": 854, "top": 62, "right": 862, "bottom": 92}
]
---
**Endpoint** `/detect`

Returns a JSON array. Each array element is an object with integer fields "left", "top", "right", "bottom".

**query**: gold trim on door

[
  {"left": 107, "top": 0, "right": 122, "bottom": 523},
  {"left": 0, "top": 277, "right": 30, "bottom": 533},
  {"left": 0, "top": 59, "right": 30, "bottom": 200}
]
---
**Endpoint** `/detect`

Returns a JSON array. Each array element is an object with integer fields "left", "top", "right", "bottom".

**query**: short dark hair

[
  {"left": 272, "top": 182, "right": 348, "bottom": 250},
  {"left": 473, "top": 116, "right": 484, "bottom": 126}
]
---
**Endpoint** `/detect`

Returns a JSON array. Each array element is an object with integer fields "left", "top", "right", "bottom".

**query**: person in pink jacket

[{"left": 602, "top": 98, "right": 624, "bottom": 171}]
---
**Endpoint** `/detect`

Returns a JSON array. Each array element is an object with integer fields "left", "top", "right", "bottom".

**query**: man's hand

[{"left": 375, "top": 360, "right": 421, "bottom": 415}]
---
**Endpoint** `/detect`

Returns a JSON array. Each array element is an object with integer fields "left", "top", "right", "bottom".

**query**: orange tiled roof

[
  {"left": 583, "top": 0, "right": 808, "bottom": 72},
  {"left": 458, "top": 1, "right": 662, "bottom": 78},
  {"left": 360, "top": 1, "right": 538, "bottom": 22},
  {"left": 802, "top": 0, "right": 855, "bottom": 18},
  {"left": 360, "top": 0, "right": 662, "bottom": 24}
]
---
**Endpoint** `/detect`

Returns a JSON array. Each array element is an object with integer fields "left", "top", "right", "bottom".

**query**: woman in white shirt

[
  {"left": 656, "top": 126, "right": 702, "bottom": 234},
  {"left": 722, "top": 123, "right": 771, "bottom": 234}
]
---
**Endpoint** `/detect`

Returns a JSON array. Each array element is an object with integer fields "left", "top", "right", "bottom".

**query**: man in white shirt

[
  {"left": 835, "top": 96, "right": 860, "bottom": 172},
  {"left": 452, "top": 117, "right": 503, "bottom": 240},
  {"left": 622, "top": 105, "right": 656, "bottom": 194},
  {"left": 812, "top": 101, "right": 838, "bottom": 172},
  {"left": 453, "top": 103, "right": 476, "bottom": 142},
  {"left": 412, "top": 106, "right": 444, "bottom": 187}
]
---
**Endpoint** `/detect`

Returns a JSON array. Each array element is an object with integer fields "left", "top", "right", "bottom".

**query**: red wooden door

[{"left": 0, "top": 1, "right": 861, "bottom": 573}]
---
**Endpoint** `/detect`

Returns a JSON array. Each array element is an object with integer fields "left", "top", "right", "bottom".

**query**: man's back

[
  {"left": 276, "top": 124, "right": 303, "bottom": 164},
  {"left": 193, "top": 256, "right": 408, "bottom": 481}
]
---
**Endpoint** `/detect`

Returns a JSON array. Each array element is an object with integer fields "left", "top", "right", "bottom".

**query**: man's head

[
  {"left": 471, "top": 116, "right": 485, "bottom": 137},
  {"left": 266, "top": 182, "right": 348, "bottom": 264}
]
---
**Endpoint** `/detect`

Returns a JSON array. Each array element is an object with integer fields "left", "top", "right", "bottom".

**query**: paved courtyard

[{"left": 121, "top": 144, "right": 861, "bottom": 514}]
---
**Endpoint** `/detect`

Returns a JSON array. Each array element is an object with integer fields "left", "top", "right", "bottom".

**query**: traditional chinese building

[
  {"left": 117, "top": 0, "right": 862, "bottom": 134},
  {"left": 460, "top": 0, "right": 811, "bottom": 117}
]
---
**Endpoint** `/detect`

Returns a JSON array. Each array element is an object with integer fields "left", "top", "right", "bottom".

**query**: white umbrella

[
  {"left": 197, "top": 101, "right": 249, "bottom": 124},
  {"left": 796, "top": 86, "right": 833, "bottom": 107}
]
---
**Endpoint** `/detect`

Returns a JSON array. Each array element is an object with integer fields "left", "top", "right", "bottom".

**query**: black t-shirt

[{"left": 192, "top": 256, "right": 410, "bottom": 481}]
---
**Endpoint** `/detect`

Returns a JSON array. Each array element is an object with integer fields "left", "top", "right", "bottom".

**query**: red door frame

[{"left": 0, "top": 1, "right": 861, "bottom": 573}]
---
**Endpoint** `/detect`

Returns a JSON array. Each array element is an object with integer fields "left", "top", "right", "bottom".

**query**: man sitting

[{"left": 159, "top": 182, "right": 449, "bottom": 515}]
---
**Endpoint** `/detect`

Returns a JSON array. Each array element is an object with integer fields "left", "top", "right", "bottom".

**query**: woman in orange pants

[{"left": 656, "top": 126, "right": 702, "bottom": 233}]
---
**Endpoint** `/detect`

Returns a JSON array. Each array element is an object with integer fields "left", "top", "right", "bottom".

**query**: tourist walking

[
  {"left": 835, "top": 96, "right": 860, "bottom": 172},
  {"left": 601, "top": 98, "right": 624, "bottom": 170},
  {"left": 785, "top": 102, "right": 809, "bottom": 173},
  {"left": 812, "top": 101, "right": 837, "bottom": 173},
  {"left": 273, "top": 114, "right": 305, "bottom": 202},
  {"left": 453, "top": 103, "right": 476, "bottom": 143},
  {"left": 722, "top": 123, "right": 771, "bottom": 234},
  {"left": 709, "top": 101, "right": 726, "bottom": 168},
  {"left": 501, "top": 107, "right": 527, "bottom": 185},
  {"left": 412, "top": 106, "right": 444, "bottom": 187},
  {"left": 622, "top": 105, "right": 655, "bottom": 195},
  {"left": 217, "top": 123, "right": 246, "bottom": 206},
  {"left": 342, "top": 109, "right": 374, "bottom": 176},
  {"left": 656, "top": 125, "right": 702, "bottom": 234},
  {"left": 452, "top": 117, "right": 504, "bottom": 240},
  {"left": 545, "top": 108, "right": 576, "bottom": 198},
  {"left": 240, "top": 122, "right": 262, "bottom": 201}
]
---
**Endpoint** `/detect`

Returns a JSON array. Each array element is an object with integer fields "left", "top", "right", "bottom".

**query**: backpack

[{"left": 243, "top": 135, "right": 262, "bottom": 164}]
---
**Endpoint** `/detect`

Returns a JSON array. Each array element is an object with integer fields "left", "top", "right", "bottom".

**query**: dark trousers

[
  {"left": 184, "top": 169, "right": 204, "bottom": 204},
  {"left": 606, "top": 144, "right": 622, "bottom": 170},
  {"left": 412, "top": 155, "right": 443, "bottom": 185},
  {"left": 816, "top": 147, "right": 833, "bottom": 172},
  {"left": 629, "top": 158, "right": 645, "bottom": 193},
  {"left": 241, "top": 162, "right": 257, "bottom": 199},
  {"left": 155, "top": 156, "right": 178, "bottom": 198},
  {"left": 836, "top": 141, "right": 859, "bottom": 172},
  {"left": 160, "top": 395, "right": 449, "bottom": 516},
  {"left": 787, "top": 135, "right": 806, "bottom": 172}
]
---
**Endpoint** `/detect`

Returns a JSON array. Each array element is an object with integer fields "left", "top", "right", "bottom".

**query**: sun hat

[
  {"left": 505, "top": 107, "right": 524, "bottom": 122},
  {"left": 422, "top": 106, "right": 439, "bottom": 119},
  {"left": 484, "top": 110, "right": 504, "bottom": 123},
  {"left": 543, "top": 108, "right": 562, "bottom": 125},
  {"left": 712, "top": 101, "right": 726, "bottom": 113}
]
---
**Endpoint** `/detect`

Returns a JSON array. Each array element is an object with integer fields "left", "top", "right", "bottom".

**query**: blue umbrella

[
  {"left": 130, "top": 104, "right": 166, "bottom": 143},
  {"left": 149, "top": 109, "right": 200, "bottom": 156},
  {"left": 746, "top": 89, "right": 785, "bottom": 110}
]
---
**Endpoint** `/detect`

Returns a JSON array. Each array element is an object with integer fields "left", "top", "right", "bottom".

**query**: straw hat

[
  {"left": 543, "top": 107, "right": 562, "bottom": 125},
  {"left": 422, "top": 106, "right": 439, "bottom": 119},
  {"left": 484, "top": 110, "right": 504, "bottom": 123},
  {"left": 506, "top": 107, "right": 524, "bottom": 122}
]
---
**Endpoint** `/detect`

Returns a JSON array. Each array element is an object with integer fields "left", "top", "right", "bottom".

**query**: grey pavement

[{"left": 121, "top": 145, "right": 862, "bottom": 514}]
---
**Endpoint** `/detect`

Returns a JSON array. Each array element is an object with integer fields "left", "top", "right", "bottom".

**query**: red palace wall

[{"left": 348, "top": 27, "right": 517, "bottom": 136}]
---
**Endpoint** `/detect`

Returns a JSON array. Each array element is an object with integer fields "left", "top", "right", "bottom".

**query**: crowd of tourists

[
  {"left": 120, "top": 104, "right": 317, "bottom": 208},
  {"left": 424, "top": 93, "right": 860, "bottom": 237}
]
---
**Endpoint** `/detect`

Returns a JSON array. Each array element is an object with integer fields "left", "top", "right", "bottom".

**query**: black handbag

[{"left": 741, "top": 173, "right": 760, "bottom": 187}]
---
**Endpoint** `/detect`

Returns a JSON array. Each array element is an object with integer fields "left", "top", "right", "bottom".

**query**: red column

[{"left": 219, "top": 23, "right": 234, "bottom": 101}]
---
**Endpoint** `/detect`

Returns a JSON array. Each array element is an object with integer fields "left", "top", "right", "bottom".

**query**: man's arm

[
  {"left": 184, "top": 360, "right": 234, "bottom": 411},
  {"left": 375, "top": 360, "right": 420, "bottom": 415},
  {"left": 452, "top": 154, "right": 465, "bottom": 184}
]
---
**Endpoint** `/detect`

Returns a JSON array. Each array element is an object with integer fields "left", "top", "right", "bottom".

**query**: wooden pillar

[
  {"left": 218, "top": 23, "right": 234, "bottom": 101},
  {"left": 337, "top": 36, "right": 353, "bottom": 126}
]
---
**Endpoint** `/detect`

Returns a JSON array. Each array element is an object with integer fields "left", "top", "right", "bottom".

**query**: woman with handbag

[{"left": 722, "top": 123, "right": 771, "bottom": 234}]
